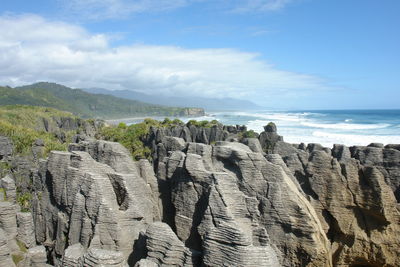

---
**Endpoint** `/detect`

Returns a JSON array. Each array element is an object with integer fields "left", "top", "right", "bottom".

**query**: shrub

[
  {"left": 100, "top": 117, "right": 187, "bottom": 161},
  {"left": 0, "top": 105, "right": 82, "bottom": 157},
  {"left": 17, "top": 192, "right": 32, "bottom": 212},
  {"left": 242, "top": 130, "right": 258, "bottom": 139},
  {"left": 100, "top": 121, "right": 153, "bottom": 160},
  {"left": 186, "top": 119, "right": 219, "bottom": 128}
]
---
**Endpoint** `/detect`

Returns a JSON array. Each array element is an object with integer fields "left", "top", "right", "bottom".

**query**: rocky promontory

[{"left": 0, "top": 121, "right": 399, "bottom": 267}]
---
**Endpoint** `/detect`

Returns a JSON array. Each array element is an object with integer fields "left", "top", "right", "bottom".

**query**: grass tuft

[{"left": 12, "top": 253, "right": 24, "bottom": 265}]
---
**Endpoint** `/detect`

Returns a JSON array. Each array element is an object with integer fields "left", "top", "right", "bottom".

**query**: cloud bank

[{"left": 0, "top": 14, "right": 325, "bottom": 103}]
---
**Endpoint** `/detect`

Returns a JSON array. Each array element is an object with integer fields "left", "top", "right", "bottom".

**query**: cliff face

[
  {"left": 179, "top": 108, "right": 205, "bottom": 117},
  {"left": 0, "top": 123, "right": 399, "bottom": 267}
]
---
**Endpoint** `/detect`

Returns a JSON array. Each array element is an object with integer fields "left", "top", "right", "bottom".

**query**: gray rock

[
  {"left": 0, "top": 202, "right": 17, "bottom": 243},
  {"left": 0, "top": 136, "right": 13, "bottom": 160},
  {"left": 351, "top": 145, "right": 400, "bottom": 202},
  {"left": 68, "top": 140, "right": 161, "bottom": 220},
  {"left": 242, "top": 138, "right": 263, "bottom": 153},
  {"left": 33, "top": 141, "right": 158, "bottom": 263},
  {"left": 385, "top": 144, "right": 400, "bottom": 151},
  {"left": 83, "top": 248, "right": 127, "bottom": 267},
  {"left": 258, "top": 123, "right": 283, "bottom": 153},
  {"left": 272, "top": 141, "right": 299, "bottom": 157},
  {"left": 331, "top": 144, "right": 351, "bottom": 161},
  {"left": 368, "top": 142, "right": 384, "bottom": 148},
  {"left": 22, "top": 121, "right": 400, "bottom": 267},
  {"left": 62, "top": 243, "right": 85, "bottom": 266},
  {"left": 1, "top": 174, "right": 16, "bottom": 202},
  {"left": 17, "top": 212, "right": 36, "bottom": 248},
  {"left": 161, "top": 136, "right": 186, "bottom": 153},
  {"left": 0, "top": 228, "right": 15, "bottom": 267},
  {"left": 134, "top": 259, "right": 158, "bottom": 267},
  {"left": 283, "top": 146, "right": 400, "bottom": 266},
  {"left": 32, "top": 139, "right": 45, "bottom": 160},
  {"left": 143, "top": 222, "right": 197, "bottom": 267},
  {"left": 158, "top": 141, "right": 331, "bottom": 267},
  {"left": 263, "top": 122, "right": 277, "bottom": 132},
  {"left": 24, "top": 245, "right": 48, "bottom": 267}
]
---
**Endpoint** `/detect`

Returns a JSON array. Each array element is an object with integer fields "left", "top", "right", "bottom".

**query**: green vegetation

[
  {"left": 0, "top": 188, "right": 6, "bottom": 201},
  {"left": 0, "top": 104, "right": 73, "bottom": 128},
  {"left": 0, "top": 161, "right": 11, "bottom": 170},
  {"left": 0, "top": 120, "right": 67, "bottom": 155},
  {"left": 100, "top": 118, "right": 224, "bottom": 160},
  {"left": 0, "top": 105, "right": 76, "bottom": 155},
  {"left": 186, "top": 119, "right": 220, "bottom": 128},
  {"left": 12, "top": 253, "right": 24, "bottom": 265},
  {"left": 11, "top": 241, "right": 27, "bottom": 265},
  {"left": 0, "top": 82, "right": 201, "bottom": 119},
  {"left": 101, "top": 118, "right": 185, "bottom": 160},
  {"left": 16, "top": 239, "right": 28, "bottom": 253},
  {"left": 17, "top": 191, "right": 32, "bottom": 212},
  {"left": 241, "top": 130, "right": 258, "bottom": 139}
]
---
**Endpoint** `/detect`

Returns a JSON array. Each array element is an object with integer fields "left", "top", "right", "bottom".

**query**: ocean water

[
  {"left": 112, "top": 109, "right": 400, "bottom": 147},
  {"left": 182, "top": 109, "right": 400, "bottom": 147}
]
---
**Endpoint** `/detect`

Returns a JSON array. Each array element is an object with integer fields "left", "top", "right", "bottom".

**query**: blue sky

[{"left": 0, "top": 0, "right": 399, "bottom": 109}]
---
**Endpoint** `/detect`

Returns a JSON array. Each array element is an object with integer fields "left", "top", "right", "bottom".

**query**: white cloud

[
  {"left": 62, "top": 0, "right": 295, "bottom": 19},
  {"left": 63, "top": 0, "right": 196, "bottom": 19},
  {"left": 233, "top": 0, "right": 294, "bottom": 13},
  {"left": 0, "top": 14, "right": 326, "bottom": 103}
]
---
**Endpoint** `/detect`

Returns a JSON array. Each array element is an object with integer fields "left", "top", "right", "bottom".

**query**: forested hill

[{"left": 0, "top": 82, "right": 204, "bottom": 119}]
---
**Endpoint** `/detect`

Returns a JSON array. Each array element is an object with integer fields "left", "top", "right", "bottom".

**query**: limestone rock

[
  {"left": 1, "top": 174, "right": 16, "bottom": 202},
  {"left": 351, "top": 144, "right": 400, "bottom": 202},
  {"left": 24, "top": 246, "right": 48, "bottom": 267},
  {"left": 33, "top": 146, "right": 157, "bottom": 263},
  {"left": 62, "top": 243, "right": 85, "bottom": 267},
  {"left": 17, "top": 212, "right": 36, "bottom": 248},
  {"left": 158, "top": 140, "right": 331, "bottom": 267},
  {"left": 258, "top": 123, "right": 283, "bottom": 153},
  {"left": 281, "top": 144, "right": 400, "bottom": 267},
  {"left": 134, "top": 259, "right": 158, "bottom": 267},
  {"left": 0, "top": 228, "right": 15, "bottom": 267},
  {"left": 242, "top": 138, "right": 263, "bottom": 153},
  {"left": 32, "top": 139, "right": 45, "bottom": 161},
  {"left": 83, "top": 248, "right": 127, "bottom": 267},
  {"left": 23, "top": 122, "right": 400, "bottom": 267},
  {"left": 0, "top": 136, "right": 13, "bottom": 160},
  {"left": 142, "top": 222, "right": 197, "bottom": 267},
  {"left": 0, "top": 201, "right": 17, "bottom": 242},
  {"left": 68, "top": 140, "right": 161, "bottom": 220}
]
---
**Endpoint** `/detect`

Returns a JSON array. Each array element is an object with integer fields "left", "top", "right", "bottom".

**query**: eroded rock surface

[
  {"left": 0, "top": 228, "right": 15, "bottom": 267},
  {"left": 32, "top": 141, "right": 159, "bottom": 265},
  {"left": 141, "top": 222, "right": 198, "bottom": 266},
  {"left": 149, "top": 140, "right": 331, "bottom": 267},
  {"left": 1, "top": 122, "right": 398, "bottom": 267},
  {"left": 278, "top": 143, "right": 400, "bottom": 267}
]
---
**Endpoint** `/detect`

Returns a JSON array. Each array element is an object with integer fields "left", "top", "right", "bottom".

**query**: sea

[{"left": 110, "top": 109, "right": 400, "bottom": 147}]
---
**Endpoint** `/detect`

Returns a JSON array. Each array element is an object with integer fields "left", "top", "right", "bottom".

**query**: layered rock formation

[
  {"left": 0, "top": 181, "right": 37, "bottom": 266},
  {"left": 30, "top": 140, "right": 159, "bottom": 266},
  {"left": 0, "top": 121, "right": 399, "bottom": 267},
  {"left": 150, "top": 140, "right": 330, "bottom": 267}
]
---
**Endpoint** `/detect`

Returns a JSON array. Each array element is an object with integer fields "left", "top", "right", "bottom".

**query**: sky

[{"left": 0, "top": 0, "right": 399, "bottom": 110}]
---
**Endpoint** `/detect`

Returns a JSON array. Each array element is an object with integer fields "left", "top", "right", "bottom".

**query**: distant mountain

[
  {"left": 0, "top": 82, "right": 204, "bottom": 119},
  {"left": 82, "top": 88, "right": 263, "bottom": 111}
]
